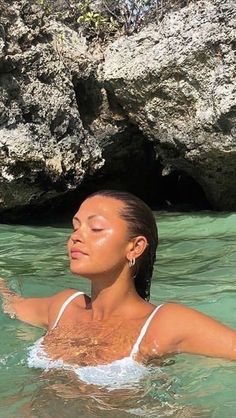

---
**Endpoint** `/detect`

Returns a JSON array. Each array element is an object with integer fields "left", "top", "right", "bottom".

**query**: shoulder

[
  {"left": 150, "top": 302, "right": 209, "bottom": 332},
  {"left": 145, "top": 302, "right": 208, "bottom": 354},
  {"left": 48, "top": 289, "right": 89, "bottom": 329},
  {"left": 148, "top": 302, "right": 236, "bottom": 360},
  {"left": 49, "top": 288, "right": 89, "bottom": 311},
  {"left": 152, "top": 301, "right": 205, "bottom": 319},
  {"left": 146, "top": 302, "right": 229, "bottom": 355},
  {"left": 50, "top": 288, "right": 87, "bottom": 304}
]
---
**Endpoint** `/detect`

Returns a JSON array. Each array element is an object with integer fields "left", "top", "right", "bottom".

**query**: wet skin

[{"left": 1, "top": 195, "right": 236, "bottom": 364}]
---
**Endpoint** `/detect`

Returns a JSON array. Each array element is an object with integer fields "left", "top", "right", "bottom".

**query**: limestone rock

[
  {"left": 0, "top": 0, "right": 103, "bottom": 212},
  {"left": 0, "top": 0, "right": 236, "bottom": 216},
  {"left": 103, "top": 0, "right": 236, "bottom": 209}
]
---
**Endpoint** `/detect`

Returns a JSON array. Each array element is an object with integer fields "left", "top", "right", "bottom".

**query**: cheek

[
  {"left": 93, "top": 234, "right": 128, "bottom": 261},
  {"left": 94, "top": 236, "right": 109, "bottom": 250}
]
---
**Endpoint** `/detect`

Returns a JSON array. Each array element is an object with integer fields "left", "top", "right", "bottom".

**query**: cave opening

[
  {"left": 0, "top": 133, "right": 211, "bottom": 224},
  {"left": 150, "top": 170, "right": 211, "bottom": 211}
]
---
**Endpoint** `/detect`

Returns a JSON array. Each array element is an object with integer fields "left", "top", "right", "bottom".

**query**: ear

[{"left": 127, "top": 236, "right": 148, "bottom": 261}]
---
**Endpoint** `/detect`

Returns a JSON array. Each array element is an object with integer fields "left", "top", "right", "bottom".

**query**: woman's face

[{"left": 67, "top": 195, "right": 132, "bottom": 279}]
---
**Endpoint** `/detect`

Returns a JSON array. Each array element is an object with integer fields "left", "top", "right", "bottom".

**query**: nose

[{"left": 70, "top": 227, "right": 84, "bottom": 243}]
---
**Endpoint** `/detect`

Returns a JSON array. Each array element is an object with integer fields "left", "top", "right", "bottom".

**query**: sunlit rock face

[
  {"left": 103, "top": 0, "right": 236, "bottom": 210},
  {"left": 0, "top": 0, "right": 235, "bottom": 218},
  {"left": 0, "top": 1, "right": 103, "bottom": 213}
]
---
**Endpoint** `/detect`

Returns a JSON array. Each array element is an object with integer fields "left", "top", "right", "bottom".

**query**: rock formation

[
  {"left": 102, "top": 0, "right": 236, "bottom": 210},
  {"left": 0, "top": 1, "right": 103, "bottom": 218},
  {"left": 0, "top": 0, "right": 235, "bottom": 220}
]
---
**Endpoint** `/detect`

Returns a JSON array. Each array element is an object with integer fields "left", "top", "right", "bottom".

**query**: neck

[{"left": 88, "top": 271, "right": 138, "bottom": 320}]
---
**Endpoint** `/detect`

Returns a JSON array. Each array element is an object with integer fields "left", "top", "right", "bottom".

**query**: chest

[{"left": 43, "top": 319, "right": 151, "bottom": 366}]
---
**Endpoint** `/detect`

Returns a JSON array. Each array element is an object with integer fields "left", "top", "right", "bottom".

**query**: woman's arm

[
  {"left": 156, "top": 303, "right": 236, "bottom": 360},
  {"left": 0, "top": 278, "right": 51, "bottom": 328},
  {"left": 0, "top": 278, "right": 84, "bottom": 330}
]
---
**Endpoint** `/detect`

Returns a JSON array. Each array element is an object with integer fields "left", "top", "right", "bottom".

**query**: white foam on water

[{"left": 27, "top": 337, "right": 150, "bottom": 389}]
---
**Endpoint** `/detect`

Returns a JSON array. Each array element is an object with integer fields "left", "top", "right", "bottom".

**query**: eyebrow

[{"left": 72, "top": 214, "right": 105, "bottom": 224}]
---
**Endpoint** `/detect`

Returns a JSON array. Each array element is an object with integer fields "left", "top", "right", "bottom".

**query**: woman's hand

[{"left": 0, "top": 277, "right": 20, "bottom": 318}]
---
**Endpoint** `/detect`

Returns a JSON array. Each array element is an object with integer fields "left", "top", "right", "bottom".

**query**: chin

[{"left": 69, "top": 262, "right": 90, "bottom": 278}]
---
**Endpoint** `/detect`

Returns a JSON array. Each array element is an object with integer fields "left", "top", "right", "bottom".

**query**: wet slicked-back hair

[{"left": 88, "top": 190, "right": 158, "bottom": 301}]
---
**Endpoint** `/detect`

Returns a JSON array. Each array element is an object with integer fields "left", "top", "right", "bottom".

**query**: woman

[{"left": 1, "top": 190, "right": 236, "bottom": 384}]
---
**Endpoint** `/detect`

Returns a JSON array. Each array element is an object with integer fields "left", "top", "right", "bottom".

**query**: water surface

[{"left": 0, "top": 212, "right": 236, "bottom": 417}]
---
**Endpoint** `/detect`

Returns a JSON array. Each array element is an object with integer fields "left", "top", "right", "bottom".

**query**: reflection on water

[
  {"left": 11, "top": 370, "right": 209, "bottom": 418},
  {"left": 0, "top": 213, "right": 236, "bottom": 417}
]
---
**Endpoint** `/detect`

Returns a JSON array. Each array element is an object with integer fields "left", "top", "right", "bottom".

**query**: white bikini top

[{"left": 27, "top": 291, "right": 163, "bottom": 388}]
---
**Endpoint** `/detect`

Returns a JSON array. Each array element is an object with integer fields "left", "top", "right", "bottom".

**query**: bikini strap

[
  {"left": 51, "top": 291, "right": 84, "bottom": 329},
  {"left": 130, "top": 304, "right": 163, "bottom": 359}
]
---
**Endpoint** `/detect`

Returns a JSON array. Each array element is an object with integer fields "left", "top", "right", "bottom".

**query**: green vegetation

[
  {"left": 76, "top": 1, "right": 119, "bottom": 37},
  {"left": 38, "top": 0, "right": 193, "bottom": 40}
]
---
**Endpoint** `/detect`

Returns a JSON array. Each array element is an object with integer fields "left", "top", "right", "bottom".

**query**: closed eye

[{"left": 91, "top": 228, "right": 104, "bottom": 232}]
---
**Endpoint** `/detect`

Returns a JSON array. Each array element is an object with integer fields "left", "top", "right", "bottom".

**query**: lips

[{"left": 70, "top": 248, "right": 88, "bottom": 259}]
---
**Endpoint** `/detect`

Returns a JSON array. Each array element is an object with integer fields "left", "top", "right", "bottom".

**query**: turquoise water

[{"left": 1, "top": 212, "right": 236, "bottom": 417}]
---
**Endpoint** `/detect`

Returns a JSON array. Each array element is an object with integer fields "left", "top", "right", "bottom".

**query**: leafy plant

[
  {"left": 77, "top": 1, "right": 119, "bottom": 37},
  {"left": 37, "top": 0, "right": 194, "bottom": 40}
]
